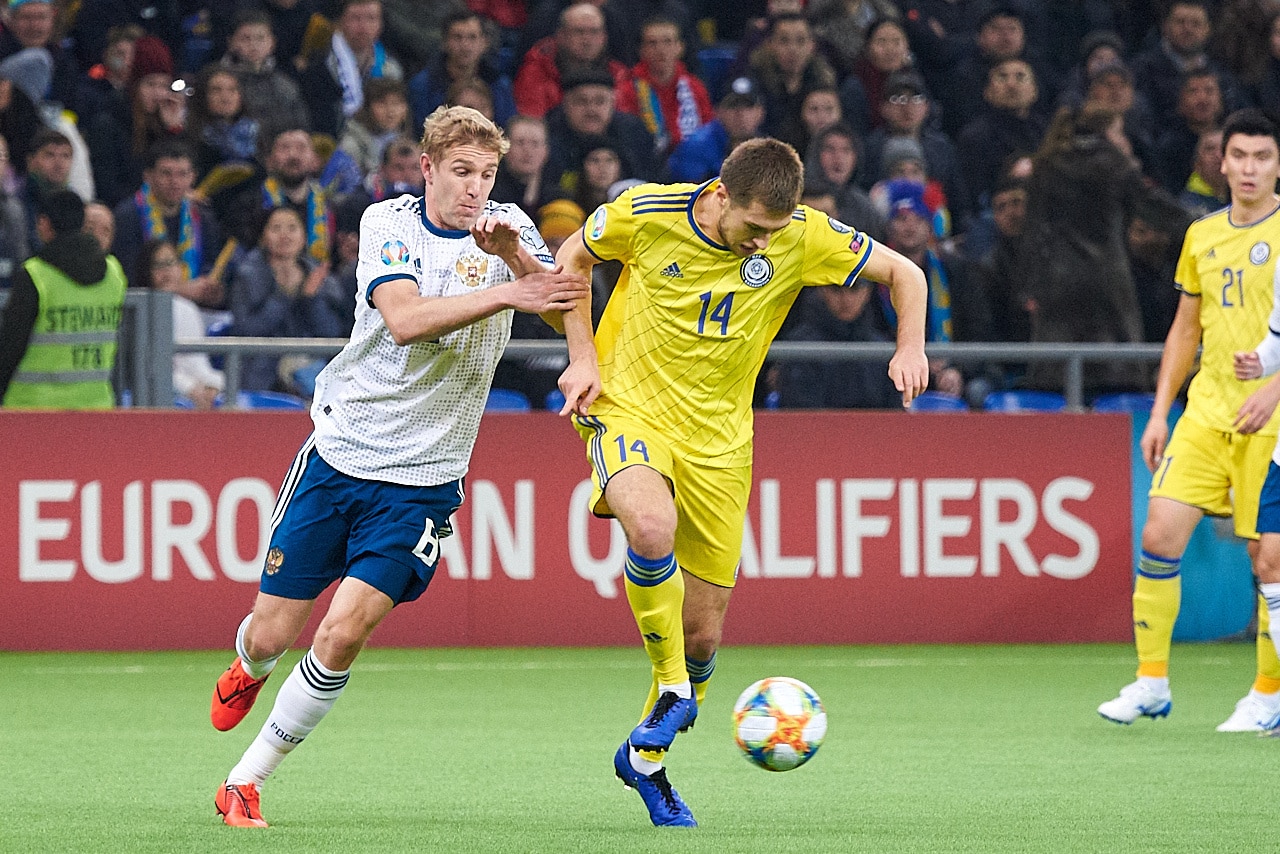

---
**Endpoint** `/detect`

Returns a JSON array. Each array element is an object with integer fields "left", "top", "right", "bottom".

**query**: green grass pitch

[{"left": 1, "top": 643, "right": 1275, "bottom": 853}]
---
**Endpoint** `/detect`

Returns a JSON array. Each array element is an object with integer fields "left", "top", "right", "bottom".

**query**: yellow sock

[
  {"left": 624, "top": 549, "right": 687, "bottom": 687},
  {"left": 1133, "top": 551, "right": 1181, "bottom": 679},
  {"left": 1255, "top": 595, "right": 1280, "bottom": 693},
  {"left": 687, "top": 652, "right": 716, "bottom": 706}
]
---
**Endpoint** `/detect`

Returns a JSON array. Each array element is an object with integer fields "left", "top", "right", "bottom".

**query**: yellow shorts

[
  {"left": 573, "top": 413, "right": 751, "bottom": 588},
  {"left": 1149, "top": 416, "right": 1274, "bottom": 539}
]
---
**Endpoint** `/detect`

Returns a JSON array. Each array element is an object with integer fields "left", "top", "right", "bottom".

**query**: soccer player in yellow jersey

[
  {"left": 553, "top": 138, "right": 929, "bottom": 826},
  {"left": 1098, "top": 109, "right": 1280, "bottom": 731}
]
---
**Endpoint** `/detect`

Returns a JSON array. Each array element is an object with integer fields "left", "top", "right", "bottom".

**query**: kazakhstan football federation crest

[
  {"left": 455, "top": 252, "right": 490, "bottom": 287},
  {"left": 740, "top": 254, "right": 774, "bottom": 288},
  {"left": 1251, "top": 241, "right": 1271, "bottom": 265},
  {"left": 265, "top": 547, "right": 284, "bottom": 575}
]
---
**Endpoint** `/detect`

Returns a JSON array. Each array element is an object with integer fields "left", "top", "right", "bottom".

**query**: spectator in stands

[
  {"left": 408, "top": 9, "right": 515, "bottom": 132},
  {"left": 776, "top": 284, "right": 902, "bottom": 409},
  {"left": 809, "top": 0, "right": 900, "bottom": 79},
  {"left": 969, "top": 173, "right": 1030, "bottom": 389},
  {"left": 69, "top": 0, "right": 182, "bottom": 73},
  {"left": 1016, "top": 105, "right": 1160, "bottom": 395},
  {"left": 231, "top": 126, "right": 334, "bottom": 265},
  {"left": 221, "top": 10, "right": 310, "bottom": 132},
  {"left": 1178, "top": 128, "right": 1227, "bottom": 217},
  {"left": 881, "top": 178, "right": 965, "bottom": 396},
  {"left": 0, "top": 0, "right": 77, "bottom": 112},
  {"left": 749, "top": 13, "right": 837, "bottom": 151},
  {"left": 78, "top": 24, "right": 141, "bottom": 125},
  {"left": 22, "top": 127, "right": 69, "bottom": 245},
  {"left": 796, "top": 86, "right": 842, "bottom": 157},
  {"left": 0, "top": 132, "right": 22, "bottom": 286},
  {"left": 0, "top": 53, "right": 43, "bottom": 175},
  {"left": 490, "top": 115, "right": 563, "bottom": 218},
  {"left": 543, "top": 69, "right": 657, "bottom": 197},
  {"left": 1152, "top": 68, "right": 1224, "bottom": 193},
  {"left": 186, "top": 67, "right": 260, "bottom": 180},
  {"left": 520, "top": 0, "right": 699, "bottom": 70},
  {"left": 228, "top": 205, "right": 349, "bottom": 392},
  {"left": 956, "top": 57, "right": 1046, "bottom": 215},
  {"left": 338, "top": 78, "right": 410, "bottom": 177},
  {"left": 726, "top": 0, "right": 805, "bottom": 82},
  {"left": 1128, "top": 194, "right": 1191, "bottom": 344},
  {"left": 82, "top": 200, "right": 113, "bottom": 253},
  {"left": 804, "top": 123, "right": 885, "bottom": 242},
  {"left": 862, "top": 71, "right": 965, "bottom": 225},
  {"left": 1058, "top": 29, "right": 1126, "bottom": 109},
  {"left": 446, "top": 77, "right": 496, "bottom": 120},
  {"left": 1080, "top": 59, "right": 1155, "bottom": 173},
  {"left": 849, "top": 17, "right": 913, "bottom": 127},
  {"left": 514, "top": 3, "right": 637, "bottom": 119},
  {"left": 301, "top": 0, "right": 404, "bottom": 139},
  {"left": 138, "top": 239, "right": 225, "bottom": 410},
  {"left": 941, "top": 4, "right": 1054, "bottom": 137},
  {"left": 1249, "top": 8, "right": 1280, "bottom": 118},
  {"left": 573, "top": 137, "right": 626, "bottom": 213},
  {"left": 332, "top": 134, "right": 422, "bottom": 249},
  {"left": 0, "top": 190, "right": 125, "bottom": 409},
  {"left": 870, "top": 137, "right": 951, "bottom": 240},
  {"left": 666, "top": 75, "right": 765, "bottom": 183},
  {"left": 1132, "top": 0, "right": 1233, "bottom": 132},
  {"left": 631, "top": 15, "right": 712, "bottom": 161},
  {"left": 112, "top": 140, "right": 228, "bottom": 306},
  {"left": 86, "top": 35, "right": 185, "bottom": 207}
]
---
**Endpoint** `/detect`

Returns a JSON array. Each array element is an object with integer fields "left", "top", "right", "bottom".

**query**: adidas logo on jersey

[{"left": 660, "top": 262, "right": 684, "bottom": 278}]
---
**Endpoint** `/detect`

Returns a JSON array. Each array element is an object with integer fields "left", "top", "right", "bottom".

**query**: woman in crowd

[
  {"left": 137, "top": 238, "right": 224, "bottom": 410},
  {"left": 185, "top": 66, "right": 259, "bottom": 180}
]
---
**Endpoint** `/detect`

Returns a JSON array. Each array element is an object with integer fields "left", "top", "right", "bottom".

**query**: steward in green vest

[{"left": 0, "top": 190, "right": 126, "bottom": 409}]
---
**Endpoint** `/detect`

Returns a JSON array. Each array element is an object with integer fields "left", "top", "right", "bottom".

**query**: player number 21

[
  {"left": 1222, "top": 268, "right": 1244, "bottom": 307},
  {"left": 697, "top": 291, "right": 734, "bottom": 335}
]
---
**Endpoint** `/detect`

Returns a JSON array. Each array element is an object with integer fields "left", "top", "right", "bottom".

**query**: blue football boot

[
  {"left": 629, "top": 691, "right": 697, "bottom": 751},
  {"left": 613, "top": 741, "right": 697, "bottom": 827}
]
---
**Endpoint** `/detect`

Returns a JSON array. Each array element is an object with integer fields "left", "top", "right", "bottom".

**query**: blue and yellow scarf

[
  {"left": 137, "top": 184, "right": 201, "bottom": 279},
  {"left": 262, "top": 177, "right": 329, "bottom": 264}
]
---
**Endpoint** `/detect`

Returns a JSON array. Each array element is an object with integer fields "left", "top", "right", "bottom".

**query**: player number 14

[
  {"left": 1222, "top": 268, "right": 1244, "bottom": 307},
  {"left": 697, "top": 291, "right": 734, "bottom": 335}
]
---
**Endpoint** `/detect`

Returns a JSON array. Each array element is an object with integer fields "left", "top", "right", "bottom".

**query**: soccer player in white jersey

[{"left": 207, "top": 106, "right": 588, "bottom": 828}]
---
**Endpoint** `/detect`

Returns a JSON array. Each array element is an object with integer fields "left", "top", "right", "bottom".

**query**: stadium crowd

[{"left": 0, "top": 0, "right": 1266, "bottom": 408}]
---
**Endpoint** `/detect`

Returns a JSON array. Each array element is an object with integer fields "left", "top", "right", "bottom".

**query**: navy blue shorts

[
  {"left": 1258, "top": 462, "right": 1280, "bottom": 535},
  {"left": 261, "top": 436, "right": 464, "bottom": 605}
]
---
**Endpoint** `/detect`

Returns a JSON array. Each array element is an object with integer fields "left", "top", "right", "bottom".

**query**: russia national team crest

[
  {"left": 741, "top": 253, "right": 774, "bottom": 288},
  {"left": 1251, "top": 241, "right": 1271, "bottom": 265},
  {"left": 380, "top": 239, "right": 411, "bottom": 266},
  {"left": 265, "top": 547, "right": 284, "bottom": 575},
  {"left": 455, "top": 252, "right": 490, "bottom": 287},
  {"left": 590, "top": 207, "right": 607, "bottom": 240},
  {"left": 827, "top": 215, "right": 852, "bottom": 234}
]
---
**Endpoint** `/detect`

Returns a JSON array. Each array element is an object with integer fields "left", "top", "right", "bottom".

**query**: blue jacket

[{"left": 666, "top": 119, "right": 729, "bottom": 184}]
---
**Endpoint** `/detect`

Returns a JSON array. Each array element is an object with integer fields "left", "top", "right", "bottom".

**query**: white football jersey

[{"left": 311, "top": 194, "right": 552, "bottom": 486}]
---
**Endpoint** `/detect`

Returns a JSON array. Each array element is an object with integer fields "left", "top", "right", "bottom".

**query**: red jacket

[
  {"left": 513, "top": 36, "right": 638, "bottom": 118},
  {"left": 631, "top": 60, "right": 713, "bottom": 154}
]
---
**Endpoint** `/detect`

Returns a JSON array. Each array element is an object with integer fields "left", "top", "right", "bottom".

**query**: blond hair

[
  {"left": 719, "top": 138, "right": 804, "bottom": 212},
  {"left": 419, "top": 105, "right": 510, "bottom": 163}
]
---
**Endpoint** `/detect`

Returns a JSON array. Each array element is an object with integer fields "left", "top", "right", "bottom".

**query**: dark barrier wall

[{"left": 0, "top": 411, "right": 1133, "bottom": 650}]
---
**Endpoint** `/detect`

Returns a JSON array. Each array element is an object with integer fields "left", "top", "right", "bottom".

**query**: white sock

[
  {"left": 1137, "top": 675, "right": 1169, "bottom": 693},
  {"left": 658, "top": 681, "right": 692, "bottom": 700},
  {"left": 226, "top": 648, "right": 349, "bottom": 786},
  {"left": 235, "top": 614, "right": 283, "bottom": 680},
  {"left": 1262, "top": 582, "right": 1280, "bottom": 663},
  {"left": 629, "top": 746, "right": 663, "bottom": 776}
]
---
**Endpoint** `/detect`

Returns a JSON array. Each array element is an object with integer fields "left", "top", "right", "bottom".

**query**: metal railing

[{"left": 1, "top": 289, "right": 1168, "bottom": 410}]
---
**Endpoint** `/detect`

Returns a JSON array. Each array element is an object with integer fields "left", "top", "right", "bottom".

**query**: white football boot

[{"left": 1097, "top": 680, "right": 1172, "bottom": 724}]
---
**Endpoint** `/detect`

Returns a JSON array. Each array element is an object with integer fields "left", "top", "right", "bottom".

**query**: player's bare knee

[
  {"left": 624, "top": 509, "right": 677, "bottom": 559},
  {"left": 243, "top": 621, "right": 291, "bottom": 662},
  {"left": 684, "top": 629, "right": 720, "bottom": 662},
  {"left": 1257, "top": 547, "right": 1280, "bottom": 583},
  {"left": 311, "top": 621, "right": 367, "bottom": 668}
]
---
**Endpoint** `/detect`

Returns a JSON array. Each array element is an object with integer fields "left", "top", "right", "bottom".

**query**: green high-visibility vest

[{"left": 3, "top": 255, "right": 127, "bottom": 410}]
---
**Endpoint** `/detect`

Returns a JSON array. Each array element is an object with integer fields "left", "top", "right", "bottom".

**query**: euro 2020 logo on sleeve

[
  {"left": 590, "top": 207, "right": 607, "bottom": 240},
  {"left": 381, "top": 239, "right": 411, "bottom": 266}
]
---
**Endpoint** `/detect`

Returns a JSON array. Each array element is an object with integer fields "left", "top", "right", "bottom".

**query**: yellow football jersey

[
  {"left": 1175, "top": 205, "right": 1280, "bottom": 436},
  {"left": 583, "top": 179, "right": 876, "bottom": 465}
]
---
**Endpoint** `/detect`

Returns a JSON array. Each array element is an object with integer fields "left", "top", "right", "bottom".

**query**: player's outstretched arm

[
  {"left": 859, "top": 242, "right": 928, "bottom": 407},
  {"left": 554, "top": 227, "right": 602, "bottom": 416},
  {"left": 372, "top": 272, "right": 588, "bottom": 346}
]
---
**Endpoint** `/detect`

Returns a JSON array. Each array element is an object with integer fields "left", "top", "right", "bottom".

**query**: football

[{"left": 732, "top": 677, "right": 827, "bottom": 772}]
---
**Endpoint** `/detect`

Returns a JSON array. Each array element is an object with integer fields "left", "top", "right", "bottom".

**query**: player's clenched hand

[
  {"left": 1236, "top": 381, "right": 1280, "bottom": 435},
  {"left": 471, "top": 216, "right": 521, "bottom": 258},
  {"left": 557, "top": 358, "right": 601, "bottom": 416},
  {"left": 888, "top": 345, "right": 929, "bottom": 408},
  {"left": 508, "top": 267, "right": 589, "bottom": 314},
  {"left": 1139, "top": 418, "right": 1168, "bottom": 473},
  {"left": 1235, "top": 350, "right": 1263, "bottom": 381}
]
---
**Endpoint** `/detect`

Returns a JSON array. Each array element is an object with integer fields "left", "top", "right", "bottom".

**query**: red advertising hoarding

[{"left": 0, "top": 411, "right": 1132, "bottom": 650}]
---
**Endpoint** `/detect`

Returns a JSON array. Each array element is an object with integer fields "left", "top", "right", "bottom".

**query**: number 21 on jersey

[{"left": 1222, "top": 268, "right": 1244, "bottom": 307}]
